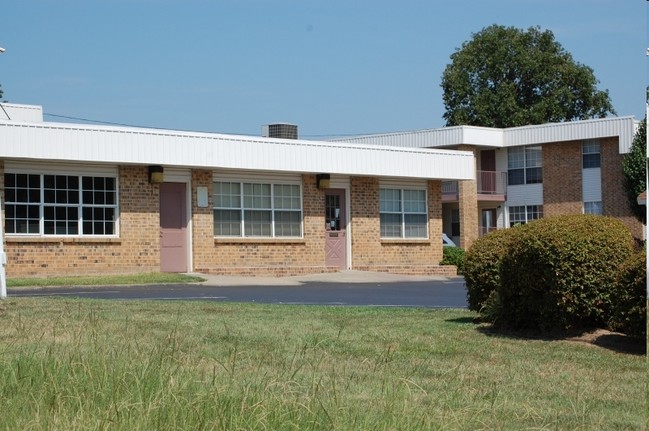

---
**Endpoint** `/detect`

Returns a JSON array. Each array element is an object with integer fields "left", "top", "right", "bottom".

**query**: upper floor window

[
  {"left": 380, "top": 188, "right": 427, "bottom": 239},
  {"left": 508, "top": 205, "right": 543, "bottom": 227},
  {"left": 508, "top": 146, "right": 542, "bottom": 186},
  {"left": 582, "top": 140, "right": 601, "bottom": 169},
  {"left": 4, "top": 173, "right": 117, "bottom": 236},
  {"left": 213, "top": 181, "right": 302, "bottom": 238}
]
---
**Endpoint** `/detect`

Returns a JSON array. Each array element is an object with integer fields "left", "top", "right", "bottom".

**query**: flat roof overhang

[{"left": 0, "top": 120, "right": 475, "bottom": 181}]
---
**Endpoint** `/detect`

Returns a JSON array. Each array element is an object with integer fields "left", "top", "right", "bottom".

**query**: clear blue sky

[{"left": 2, "top": 0, "right": 646, "bottom": 138}]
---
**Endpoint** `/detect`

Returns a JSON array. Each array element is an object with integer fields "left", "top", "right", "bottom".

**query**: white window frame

[
  {"left": 508, "top": 205, "right": 543, "bottom": 227},
  {"left": 582, "top": 140, "right": 601, "bottom": 169},
  {"left": 379, "top": 186, "right": 428, "bottom": 239},
  {"left": 4, "top": 168, "right": 119, "bottom": 238},
  {"left": 213, "top": 179, "right": 304, "bottom": 238},
  {"left": 508, "top": 146, "right": 543, "bottom": 185}
]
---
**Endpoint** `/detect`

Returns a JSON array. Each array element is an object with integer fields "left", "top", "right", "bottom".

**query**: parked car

[{"left": 442, "top": 233, "right": 457, "bottom": 247}]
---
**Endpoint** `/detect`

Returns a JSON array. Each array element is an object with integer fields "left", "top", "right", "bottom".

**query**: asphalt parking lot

[{"left": 10, "top": 271, "right": 468, "bottom": 309}]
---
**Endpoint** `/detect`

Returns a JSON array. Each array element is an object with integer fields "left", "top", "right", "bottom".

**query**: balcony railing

[
  {"left": 441, "top": 181, "right": 458, "bottom": 195},
  {"left": 477, "top": 170, "right": 507, "bottom": 195},
  {"left": 442, "top": 171, "right": 507, "bottom": 198}
]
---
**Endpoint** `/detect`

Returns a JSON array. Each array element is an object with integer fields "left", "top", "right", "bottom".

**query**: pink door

[
  {"left": 160, "top": 183, "right": 188, "bottom": 272},
  {"left": 324, "top": 189, "right": 347, "bottom": 269}
]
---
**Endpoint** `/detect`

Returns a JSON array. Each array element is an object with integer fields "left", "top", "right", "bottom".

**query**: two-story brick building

[
  {"left": 0, "top": 103, "right": 474, "bottom": 278},
  {"left": 332, "top": 116, "right": 644, "bottom": 249}
]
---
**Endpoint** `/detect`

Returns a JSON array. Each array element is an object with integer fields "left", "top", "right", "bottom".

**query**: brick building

[
  {"left": 0, "top": 103, "right": 473, "bottom": 277},
  {"left": 332, "top": 117, "right": 645, "bottom": 249}
]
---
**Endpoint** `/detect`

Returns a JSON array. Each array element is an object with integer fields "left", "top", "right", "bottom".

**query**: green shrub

[
  {"left": 609, "top": 249, "right": 646, "bottom": 339},
  {"left": 440, "top": 246, "right": 465, "bottom": 273},
  {"left": 498, "top": 215, "right": 634, "bottom": 332},
  {"left": 463, "top": 227, "right": 522, "bottom": 311}
]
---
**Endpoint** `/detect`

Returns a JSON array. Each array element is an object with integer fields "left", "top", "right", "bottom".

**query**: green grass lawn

[
  {"left": 0, "top": 298, "right": 645, "bottom": 430},
  {"left": 7, "top": 272, "right": 205, "bottom": 288}
]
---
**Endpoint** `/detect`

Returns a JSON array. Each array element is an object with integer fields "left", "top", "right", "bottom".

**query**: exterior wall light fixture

[
  {"left": 148, "top": 165, "right": 164, "bottom": 184},
  {"left": 316, "top": 174, "right": 331, "bottom": 189}
]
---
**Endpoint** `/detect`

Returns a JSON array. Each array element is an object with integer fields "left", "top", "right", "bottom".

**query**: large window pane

[
  {"left": 509, "top": 205, "right": 543, "bottom": 226},
  {"left": 214, "top": 209, "right": 242, "bottom": 236},
  {"left": 379, "top": 187, "right": 427, "bottom": 239},
  {"left": 525, "top": 167, "right": 543, "bottom": 184},
  {"left": 214, "top": 181, "right": 302, "bottom": 238},
  {"left": 508, "top": 146, "right": 543, "bottom": 185},
  {"left": 274, "top": 184, "right": 301, "bottom": 210},
  {"left": 244, "top": 210, "right": 272, "bottom": 236},
  {"left": 508, "top": 169, "right": 525, "bottom": 186},
  {"left": 380, "top": 188, "right": 401, "bottom": 212},
  {"left": 380, "top": 213, "right": 402, "bottom": 238},
  {"left": 507, "top": 147, "right": 525, "bottom": 169},
  {"left": 582, "top": 140, "right": 600, "bottom": 169},
  {"left": 404, "top": 214, "right": 427, "bottom": 238},
  {"left": 275, "top": 211, "right": 301, "bottom": 236},
  {"left": 403, "top": 190, "right": 426, "bottom": 212},
  {"left": 5, "top": 173, "right": 117, "bottom": 237}
]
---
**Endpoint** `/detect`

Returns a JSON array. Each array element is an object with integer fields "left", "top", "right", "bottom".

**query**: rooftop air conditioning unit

[{"left": 262, "top": 123, "right": 298, "bottom": 140}]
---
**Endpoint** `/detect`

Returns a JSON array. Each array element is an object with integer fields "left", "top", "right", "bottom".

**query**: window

[
  {"left": 582, "top": 140, "right": 601, "bottom": 169},
  {"left": 5, "top": 173, "right": 117, "bottom": 236},
  {"left": 213, "top": 181, "right": 302, "bottom": 237},
  {"left": 584, "top": 201, "right": 602, "bottom": 215},
  {"left": 380, "top": 188, "right": 427, "bottom": 239},
  {"left": 508, "top": 146, "right": 542, "bottom": 185},
  {"left": 451, "top": 208, "right": 460, "bottom": 236},
  {"left": 508, "top": 205, "right": 543, "bottom": 227}
]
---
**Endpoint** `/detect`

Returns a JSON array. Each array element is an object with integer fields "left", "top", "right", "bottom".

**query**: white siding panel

[
  {"left": 506, "top": 184, "right": 544, "bottom": 206},
  {"left": 0, "top": 121, "right": 475, "bottom": 181},
  {"left": 582, "top": 168, "right": 602, "bottom": 202}
]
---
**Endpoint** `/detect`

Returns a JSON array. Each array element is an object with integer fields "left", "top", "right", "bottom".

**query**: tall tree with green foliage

[
  {"left": 441, "top": 25, "right": 615, "bottom": 128},
  {"left": 622, "top": 117, "right": 646, "bottom": 224}
]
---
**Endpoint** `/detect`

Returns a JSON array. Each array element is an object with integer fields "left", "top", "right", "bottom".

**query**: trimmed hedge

[
  {"left": 609, "top": 249, "right": 647, "bottom": 339},
  {"left": 498, "top": 215, "right": 634, "bottom": 332},
  {"left": 440, "top": 246, "right": 465, "bottom": 274},
  {"left": 463, "top": 227, "right": 522, "bottom": 311}
]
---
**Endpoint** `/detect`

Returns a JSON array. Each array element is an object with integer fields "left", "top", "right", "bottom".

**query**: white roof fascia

[
  {"left": 0, "top": 120, "right": 475, "bottom": 181},
  {"left": 331, "top": 116, "right": 637, "bottom": 154},
  {"left": 502, "top": 116, "right": 637, "bottom": 154},
  {"left": 330, "top": 126, "right": 504, "bottom": 149}
]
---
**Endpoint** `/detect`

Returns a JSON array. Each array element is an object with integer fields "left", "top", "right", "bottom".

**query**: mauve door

[{"left": 160, "top": 183, "right": 188, "bottom": 272}]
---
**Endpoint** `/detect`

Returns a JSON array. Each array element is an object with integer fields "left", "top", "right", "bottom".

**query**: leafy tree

[
  {"left": 441, "top": 25, "right": 615, "bottom": 128},
  {"left": 622, "top": 117, "right": 646, "bottom": 224}
]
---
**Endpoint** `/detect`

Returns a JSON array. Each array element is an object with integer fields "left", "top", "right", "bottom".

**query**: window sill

[
  {"left": 5, "top": 236, "right": 121, "bottom": 244},
  {"left": 214, "top": 237, "right": 306, "bottom": 245},
  {"left": 380, "top": 238, "right": 431, "bottom": 244}
]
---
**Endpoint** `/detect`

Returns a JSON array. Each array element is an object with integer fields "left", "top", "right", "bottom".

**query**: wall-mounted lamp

[
  {"left": 148, "top": 165, "right": 164, "bottom": 184},
  {"left": 316, "top": 174, "right": 331, "bottom": 189}
]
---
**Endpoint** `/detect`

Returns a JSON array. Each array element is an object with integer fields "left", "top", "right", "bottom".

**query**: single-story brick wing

[{"left": 0, "top": 103, "right": 473, "bottom": 277}]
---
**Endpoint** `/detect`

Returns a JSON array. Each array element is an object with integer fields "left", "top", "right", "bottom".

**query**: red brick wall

[
  {"left": 4, "top": 165, "right": 160, "bottom": 277},
  {"left": 543, "top": 140, "right": 583, "bottom": 216},
  {"left": 601, "top": 138, "right": 644, "bottom": 239}
]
